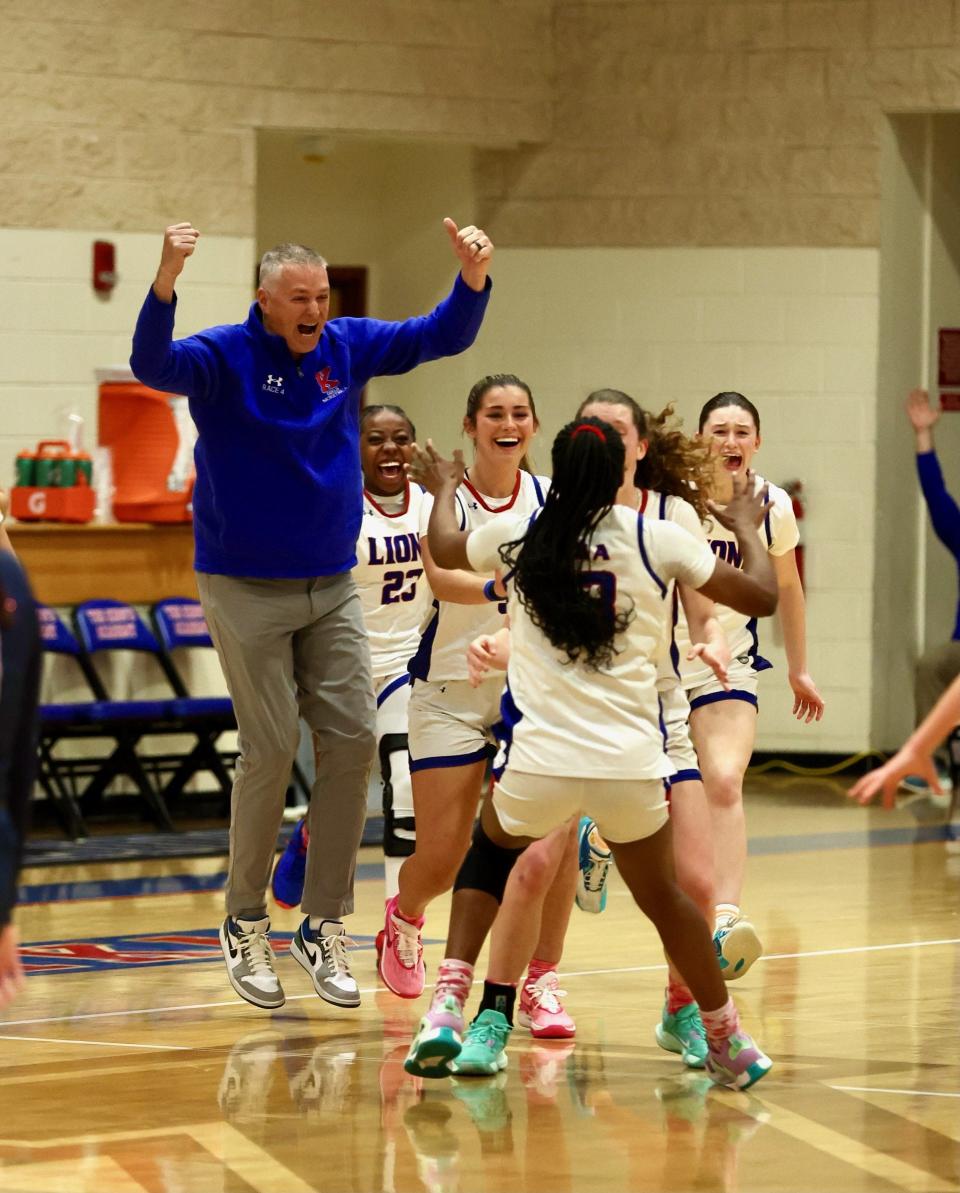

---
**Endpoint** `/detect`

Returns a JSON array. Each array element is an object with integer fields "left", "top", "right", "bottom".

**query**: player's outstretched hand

[
  {"left": 708, "top": 470, "right": 772, "bottom": 535},
  {"left": 444, "top": 217, "right": 493, "bottom": 292},
  {"left": 407, "top": 440, "right": 466, "bottom": 495},
  {"left": 790, "top": 671, "right": 825, "bottom": 723},
  {"left": 905, "top": 387, "right": 940, "bottom": 432},
  {"left": 848, "top": 744, "right": 940, "bottom": 810}
]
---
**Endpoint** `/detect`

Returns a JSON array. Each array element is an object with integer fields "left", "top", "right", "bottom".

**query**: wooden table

[{"left": 8, "top": 520, "right": 197, "bottom": 605}]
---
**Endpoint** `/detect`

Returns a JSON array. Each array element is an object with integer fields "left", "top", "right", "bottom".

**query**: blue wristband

[{"left": 483, "top": 579, "right": 499, "bottom": 602}]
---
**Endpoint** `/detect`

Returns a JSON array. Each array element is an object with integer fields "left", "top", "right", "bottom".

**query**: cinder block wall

[
  {"left": 482, "top": 0, "right": 957, "bottom": 250},
  {"left": 4, "top": 1, "right": 958, "bottom": 752}
]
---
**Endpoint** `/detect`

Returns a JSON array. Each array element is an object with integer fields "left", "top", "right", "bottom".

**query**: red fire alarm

[{"left": 93, "top": 239, "right": 116, "bottom": 294}]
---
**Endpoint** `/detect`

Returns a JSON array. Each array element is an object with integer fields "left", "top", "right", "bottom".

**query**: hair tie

[{"left": 571, "top": 424, "right": 605, "bottom": 442}]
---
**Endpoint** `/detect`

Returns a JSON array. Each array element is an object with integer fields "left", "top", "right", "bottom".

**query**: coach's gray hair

[{"left": 258, "top": 243, "right": 327, "bottom": 285}]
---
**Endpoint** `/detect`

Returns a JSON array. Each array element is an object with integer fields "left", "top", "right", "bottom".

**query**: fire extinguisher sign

[
  {"left": 937, "top": 328, "right": 960, "bottom": 410},
  {"left": 783, "top": 479, "right": 805, "bottom": 589}
]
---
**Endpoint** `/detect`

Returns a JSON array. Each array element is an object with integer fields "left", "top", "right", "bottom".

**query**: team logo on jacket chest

[
  {"left": 316, "top": 366, "right": 345, "bottom": 402},
  {"left": 262, "top": 373, "right": 285, "bottom": 395}
]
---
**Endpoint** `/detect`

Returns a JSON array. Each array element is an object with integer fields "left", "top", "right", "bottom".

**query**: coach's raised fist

[
  {"left": 153, "top": 223, "right": 200, "bottom": 302},
  {"left": 160, "top": 223, "right": 200, "bottom": 274}
]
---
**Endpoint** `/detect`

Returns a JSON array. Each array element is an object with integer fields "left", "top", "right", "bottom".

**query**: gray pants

[
  {"left": 197, "top": 571, "right": 376, "bottom": 920},
  {"left": 916, "top": 639, "right": 960, "bottom": 755}
]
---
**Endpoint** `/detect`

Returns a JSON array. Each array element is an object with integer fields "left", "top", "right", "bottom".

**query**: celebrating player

[{"left": 402, "top": 418, "right": 777, "bottom": 1091}]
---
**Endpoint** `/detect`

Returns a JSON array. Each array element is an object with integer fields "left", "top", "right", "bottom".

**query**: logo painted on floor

[{"left": 21, "top": 930, "right": 373, "bottom": 976}]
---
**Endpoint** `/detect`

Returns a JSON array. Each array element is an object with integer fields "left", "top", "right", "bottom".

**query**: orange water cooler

[{"left": 96, "top": 368, "right": 195, "bottom": 523}]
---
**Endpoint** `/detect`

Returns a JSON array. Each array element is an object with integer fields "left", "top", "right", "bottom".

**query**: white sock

[
  {"left": 309, "top": 917, "right": 344, "bottom": 935},
  {"left": 715, "top": 903, "right": 740, "bottom": 929}
]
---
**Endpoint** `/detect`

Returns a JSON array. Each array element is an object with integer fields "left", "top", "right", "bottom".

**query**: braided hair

[
  {"left": 500, "top": 417, "right": 633, "bottom": 670},
  {"left": 360, "top": 403, "right": 416, "bottom": 440}
]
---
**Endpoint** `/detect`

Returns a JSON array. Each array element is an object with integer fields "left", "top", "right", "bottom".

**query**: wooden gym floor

[{"left": 2, "top": 776, "right": 958, "bottom": 1193}]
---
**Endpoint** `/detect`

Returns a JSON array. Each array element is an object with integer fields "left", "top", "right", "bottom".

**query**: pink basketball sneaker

[
  {"left": 378, "top": 894, "right": 425, "bottom": 999},
  {"left": 517, "top": 971, "right": 576, "bottom": 1039}
]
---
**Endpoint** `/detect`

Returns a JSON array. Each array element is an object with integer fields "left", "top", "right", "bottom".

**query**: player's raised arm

[{"left": 408, "top": 441, "right": 471, "bottom": 570}]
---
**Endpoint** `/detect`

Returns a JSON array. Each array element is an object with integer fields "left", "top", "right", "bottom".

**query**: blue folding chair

[
  {"left": 36, "top": 604, "right": 170, "bottom": 835},
  {"left": 73, "top": 599, "right": 209, "bottom": 830},
  {"left": 150, "top": 598, "right": 237, "bottom": 805}
]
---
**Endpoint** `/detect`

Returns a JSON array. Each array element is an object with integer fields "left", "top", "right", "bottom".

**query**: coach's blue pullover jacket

[
  {"left": 917, "top": 449, "right": 960, "bottom": 640},
  {"left": 130, "top": 276, "right": 490, "bottom": 578}
]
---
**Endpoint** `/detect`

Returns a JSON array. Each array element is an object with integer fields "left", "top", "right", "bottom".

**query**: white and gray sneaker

[
  {"left": 290, "top": 918, "right": 361, "bottom": 1008},
  {"left": 219, "top": 916, "right": 285, "bottom": 1009}
]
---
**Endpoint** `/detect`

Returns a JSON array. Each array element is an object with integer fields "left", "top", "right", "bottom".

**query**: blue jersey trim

[
  {"left": 689, "top": 690, "right": 759, "bottom": 712},
  {"left": 668, "top": 767, "right": 702, "bottom": 786},
  {"left": 408, "top": 745, "right": 491, "bottom": 774},
  {"left": 744, "top": 619, "right": 774, "bottom": 672},
  {"left": 659, "top": 491, "right": 667, "bottom": 519},
  {"left": 669, "top": 586, "right": 681, "bottom": 678},
  {"left": 531, "top": 475, "right": 546, "bottom": 506},
  {"left": 763, "top": 507, "right": 773, "bottom": 548},
  {"left": 377, "top": 672, "right": 411, "bottom": 708},
  {"left": 636, "top": 513, "right": 667, "bottom": 599},
  {"left": 407, "top": 601, "right": 440, "bottom": 681},
  {"left": 491, "top": 681, "right": 523, "bottom": 780}
]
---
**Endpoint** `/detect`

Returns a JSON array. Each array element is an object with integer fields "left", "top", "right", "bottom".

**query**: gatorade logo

[{"left": 27, "top": 491, "right": 47, "bottom": 516}]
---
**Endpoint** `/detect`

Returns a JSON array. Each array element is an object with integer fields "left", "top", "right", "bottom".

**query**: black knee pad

[
  {"left": 453, "top": 818, "right": 523, "bottom": 903},
  {"left": 380, "top": 733, "right": 415, "bottom": 858}
]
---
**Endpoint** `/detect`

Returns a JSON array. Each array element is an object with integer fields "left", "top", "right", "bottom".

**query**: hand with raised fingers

[
  {"left": 443, "top": 217, "right": 493, "bottom": 292},
  {"left": 406, "top": 440, "right": 466, "bottom": 495},
  {"left": 905, "top": 387, "right": 940, "bottom": 433},
  {"left": 708, "top": 470, "right": 772, "bottom": 536},
  {"left": 848, "top": 745, "right": 939, "bottom": 810}
]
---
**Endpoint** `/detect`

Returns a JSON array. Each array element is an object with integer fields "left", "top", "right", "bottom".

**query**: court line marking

[
  {"left": 562, "top": 935, "right": 960, "bottom": 979},
  {"left": 2, "top": 933, "right": 958, "bottom": 1030},
  {"left": 0, "top": 1033, "right": 190, "bottom": 1051},
  {"left": 831, "top": 1084, "right": 960, "bottom": 1100},
  {"left": 760, "top": 1096, "right": 959, "bottom": 1193},
  {"left": 0, "top": 1122, "right": 326, "bottom": 1191}
]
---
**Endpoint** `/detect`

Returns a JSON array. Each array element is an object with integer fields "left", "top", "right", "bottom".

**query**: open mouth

[
  {"left": 297, "top": 323, "right": 319, "bottom": 336},
  {"left": 378, "top": 461, "right": 403, "bottom": 478},
  {"left": 721, "top": 453, "right": 743, "bottom": 471},
  {"left": 494, "top": 437, "right": 521, "bottom": 450}
]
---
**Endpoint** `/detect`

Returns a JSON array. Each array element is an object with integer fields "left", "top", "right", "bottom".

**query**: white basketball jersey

[
  {"left": 675, "top": 474, "right": 798, "bottom": 689},
  {"left": 408, "top": 470, "right": 549, "bottom": 684},
  {"left": 354, "top": 484, "right": 433, "bottom": 679},
  {"left": 637, "top": 490, "right": 710, "bottom": 689},
  {"left": 466, "top": 504, "right": 716, "bottom": 780}
]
